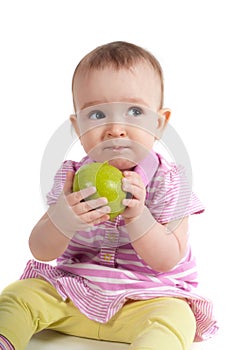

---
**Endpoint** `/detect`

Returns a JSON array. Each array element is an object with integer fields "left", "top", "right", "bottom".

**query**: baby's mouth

[
  {"left": 102, "top": 139, "right": 132, "bottom": 151},
  {"left": 104, "top": 145, "right": 130, "bottom": 152},
  {"left": 88, "top": 139, "right": 149, "bottom": 164}
]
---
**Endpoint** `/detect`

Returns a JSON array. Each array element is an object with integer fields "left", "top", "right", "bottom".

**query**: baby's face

[{"left": 72, "top": 63, "right": 169, "bottom": 170}]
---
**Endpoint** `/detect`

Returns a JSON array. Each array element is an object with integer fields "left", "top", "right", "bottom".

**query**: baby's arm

[
  {"left": 127, "top": 214, "right": 188, "bottom": 272},
  {"left": 122, "top": 171, "right": 188, "bottom": 272},
  {"left": 29, "top": 172, "right": 110, "bottom": 261},
  {"left": 29, "top": 211, "right": 70, "bottom": 261}
]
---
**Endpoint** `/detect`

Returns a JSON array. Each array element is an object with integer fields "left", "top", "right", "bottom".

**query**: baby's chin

[
  {"left": 107, "top": 158, "right": 137, "bottom": 171},
  {"left": 87, "top": 140, "right": 151, "bottom": 171}
]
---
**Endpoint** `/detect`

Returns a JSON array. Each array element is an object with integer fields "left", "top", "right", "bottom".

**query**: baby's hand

[
  {"left": 64, "top": 172, "right": 111, "bottom": 225},
  {"left": 121, "top": 171, "right": 146, "bottom": 223},
  {"left": 47, "top": 172, "right": 110, "bottom": 239}
]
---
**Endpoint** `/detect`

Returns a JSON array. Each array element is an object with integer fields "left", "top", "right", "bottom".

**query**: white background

[{"left": 0, "top": 1, "right": 231, "bottom": 348}]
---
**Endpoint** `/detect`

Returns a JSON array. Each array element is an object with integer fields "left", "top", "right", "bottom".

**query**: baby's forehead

[
  {"left": 72, "top": 62, "right": 163, "bottom": 112},
  {"left": 74, "top": 61, "right": 160, "bottom": 85}
]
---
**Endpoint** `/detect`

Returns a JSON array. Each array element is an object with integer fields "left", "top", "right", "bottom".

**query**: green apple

[{"left": 73, "top": 162, "right": 127, "bottom": 220}]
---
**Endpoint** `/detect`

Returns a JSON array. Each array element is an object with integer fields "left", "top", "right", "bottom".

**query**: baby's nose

[{"left": 105, "top": 123, "right": 127, "bottom": 138}]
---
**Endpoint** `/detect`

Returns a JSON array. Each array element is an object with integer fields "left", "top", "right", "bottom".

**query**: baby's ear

[
  {"left": 155, "top": 108, "right": 171, "bottom": 139},
  {"left": 70, "top": 114, "right": 80, "bottom": 137}
]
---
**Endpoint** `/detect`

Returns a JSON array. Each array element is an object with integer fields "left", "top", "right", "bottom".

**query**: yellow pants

[{"left": 0, "top": 278, "right": 196, "bottom": 350}]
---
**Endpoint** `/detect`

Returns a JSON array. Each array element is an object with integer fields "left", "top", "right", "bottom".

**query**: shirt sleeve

[
  {"left": 46, "top": 160, "right": 76, "bottom": 206},
  {"left": 147, "top": 164, "right": 205, "bottom": 224}
]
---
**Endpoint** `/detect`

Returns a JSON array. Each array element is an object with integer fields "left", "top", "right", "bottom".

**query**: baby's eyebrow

[
  {"left": 81, "top": 100, "right": 105, "bottom": 109},
  {"left": 119, "top": 98, "right": 150, "bottom": 107}
]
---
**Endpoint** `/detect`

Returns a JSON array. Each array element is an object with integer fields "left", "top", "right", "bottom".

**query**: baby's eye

[
  {"left": 88, "top": 110, "right": 106, "bottom": 120},
  {"left": 127, "top": 106, "right": 143, "bottom": 117}
]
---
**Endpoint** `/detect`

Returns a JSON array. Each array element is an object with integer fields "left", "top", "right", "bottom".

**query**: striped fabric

[
  {"left": 20, "top": 152, "right": 218, "bottom": 341},
  {"left": 0, "top": 335, "right": 14, "bottom": 350}
]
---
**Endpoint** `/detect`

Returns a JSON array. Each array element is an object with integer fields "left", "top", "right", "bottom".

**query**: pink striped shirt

[{"left": 20, "top": 152, "right": 218, "bottom": 341}]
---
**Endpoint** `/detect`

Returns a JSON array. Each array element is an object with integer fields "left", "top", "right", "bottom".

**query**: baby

[{"left": 0, "top": 41, "right": 218, "bottom": 350}]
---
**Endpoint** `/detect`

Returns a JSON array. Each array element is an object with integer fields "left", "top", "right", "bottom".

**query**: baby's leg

[
  {"left": 99, "top": 297, "right": 196, "bottom": 350},
  {"left": 0, "top": 278, "right": 60, "bottom": 349},
  {"left": 129, "top": 298, "right": 196, "bottom": 350},
  {"left": 0, "top": 278, "right": 99, "bottom": 350}
]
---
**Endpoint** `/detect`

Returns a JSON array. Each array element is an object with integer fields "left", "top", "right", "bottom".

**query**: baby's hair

[{"left": 72, "top": 41, "right": 164, "bottom": 111}]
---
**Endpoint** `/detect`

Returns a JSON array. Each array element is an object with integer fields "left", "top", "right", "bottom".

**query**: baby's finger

[
  {"left": 67, "top": 186, "right": 97, "bottom": 206},
  {"left": 93, "top": 214, "right": 111, "bottom": 226},
  {"left": 123, "top": 171, "right": 144, "bottom": 186},
  {"left": 122, "top": 198, "right": 138, "bottom": 208},
  {"left": 73, "top": 197, "right": 109, "bottom": 215},
  {"left": 80, "top": 205, "right": 111, "bottom": 224},
  {"left": 123, "top": 184, "right": 140, "bottom": 199},
  {"left": 122, "top": 181, "right": 144, "bottom": 200},
  {"left": 122, "top": 171, "right": 145, "bottom": 189}
]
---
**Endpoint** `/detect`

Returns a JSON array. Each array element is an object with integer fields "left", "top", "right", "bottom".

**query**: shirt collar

[{"left": 134, "top": 150, "right": 160, "bottom": 186}]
